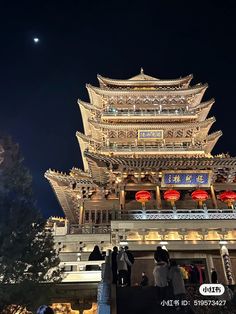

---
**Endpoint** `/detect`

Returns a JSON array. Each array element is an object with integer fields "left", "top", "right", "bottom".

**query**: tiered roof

[
  {"left": 97, "top": 69, "right": 193, "bottom": 88},
  {"left": 76, "top": 71, "right": 221, "bottom": 172},
  {"left": 45, "top": 71, "right": 229, "bottom": 220}
]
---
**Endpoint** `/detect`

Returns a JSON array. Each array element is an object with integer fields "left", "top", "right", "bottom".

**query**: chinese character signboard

[
  {"left": 138, "top": 130, "right": 163, "bottom": 140},
  {"left": 161, "top": 170, "right": 212, "bottom": 187}
]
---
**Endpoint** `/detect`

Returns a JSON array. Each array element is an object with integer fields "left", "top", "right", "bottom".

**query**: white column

[
  {"left": 119, "top": 186, "right": 125, "bottom": 210},
  {"left": 206, "top": 254, "right": 214, "bottom": 282},
  {"left": 79, "top": 203, "right": 84, "bottom": 225},
  {"left": 156, "top": 185, "right": 162, "bottom": 209},
  {"left": 220, "top": 244, "right": 235, "bottom": 285}
]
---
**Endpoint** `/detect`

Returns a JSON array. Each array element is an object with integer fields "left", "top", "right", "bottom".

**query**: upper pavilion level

[{"left": 77, "top": 70, "right": 221, "bottom": 171}]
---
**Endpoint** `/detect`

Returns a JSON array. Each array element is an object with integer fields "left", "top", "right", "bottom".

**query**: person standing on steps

[
  {"left": 211, "top": 267, "right": 218, "bottom": 283},
  {"left": 117, "top": 246, "right": 132, "bottom": 286},
  {"left": 153, "top": 245, "right": 170, "bottom": 300},
  {"left": 140, "top": 272, "right": 149, "bottom": 286},
  {"left": 125, "top": 245, "right": 135, "bottom": 286},
  {"left": 168, "top": 260, "right": 186, "bottom": 310},
  {"left": 87, "top": 245, "right": 103, "bottom": 270},
  {"left": 154, "top": 246, "right": 169, "bottom": 264},
  {"left": 153, "top": 260, "right": 169, "bottom": 300}
]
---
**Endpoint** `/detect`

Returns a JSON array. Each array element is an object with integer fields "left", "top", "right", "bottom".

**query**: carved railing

[
  {"left": 103, "top": 109, "right": 192, "bottom": 116},
  {"left": 119, "top": 209, "right": 236, "bottom": 220},
  {"left": 101, "top": 144, "right": 203, "bottom": 153},
  {"left": 69, "top": 224, "right": 111, "bottom": 234},
  {"left": 89, "top": 208, "right": 236, "bottom": 224}
]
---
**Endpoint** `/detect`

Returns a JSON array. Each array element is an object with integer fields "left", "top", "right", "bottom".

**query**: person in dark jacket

[
  {"left": 88, "top": 245, "right": 103, "bottom": 261},
  {"left": 154, "top": 246, "right": 169, "bottom": 264},
  {"left": 87, "top": 245, "right": 103, "bottom": 270},
  {"left": 125, "top": 246, "right": 135, "bottom": 286},
  {"left": 189, "top": 264, "right": 200, "bottom": 284},
  {"left": 111, "top": 246, "right": 118, "bottom": 284},
  {"left": 211, "top": 268, "right": 218, "bottom": 283},
  {"left": 140, "top": 272, "right": 149, "bottom": 286}
]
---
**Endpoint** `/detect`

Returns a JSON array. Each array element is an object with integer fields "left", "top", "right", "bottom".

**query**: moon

[{"left": 33, "top": 38, "right": 39, "bottom": 43}]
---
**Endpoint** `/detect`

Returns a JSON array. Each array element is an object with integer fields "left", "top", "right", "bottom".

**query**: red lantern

[
  {"left": 219, "top": 191, "right": 236, "bottom": 207},
  {"left": 191, "top": 190, "right": 208, "bottom": 207},
  {"left": 164, "top": 189, "right": 180, "bottom": 206},
  {"left": 135, "top": 190, "right": 151, "bottom": 206}
]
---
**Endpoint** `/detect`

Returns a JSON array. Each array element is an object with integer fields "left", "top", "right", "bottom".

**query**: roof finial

[{"left": 140, "top": 67, "right": 144, "bottom": 74}]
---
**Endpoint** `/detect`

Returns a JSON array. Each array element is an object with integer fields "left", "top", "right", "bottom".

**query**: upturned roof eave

[
  {"left": 88, "top": 116, "right": 216, "bottom": 130},
  {"left": 87, "top": 82, "right": 208, "bottom": 96}
]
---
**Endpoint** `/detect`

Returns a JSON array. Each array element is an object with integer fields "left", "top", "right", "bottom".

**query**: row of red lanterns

[{"left": 135, "top": 190, "right": 236, "bottom": 207}]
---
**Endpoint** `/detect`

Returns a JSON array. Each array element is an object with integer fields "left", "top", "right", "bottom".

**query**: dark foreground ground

[{"left": 116, "top": 285, "right": 236, "bottom": 314}]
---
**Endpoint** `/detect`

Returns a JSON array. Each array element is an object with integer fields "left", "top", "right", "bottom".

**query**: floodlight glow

[{"left": 219, "top": 240, "right": 228, "bottom": 245}]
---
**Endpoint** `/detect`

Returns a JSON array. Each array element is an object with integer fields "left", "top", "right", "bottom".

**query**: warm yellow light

[
  {"left": 165, "top": 231, "right": 182, "bottom": 240},
  {"left": 185, "top": 231, "right": 202, "bottom": 241},
  {"left": 51, "top": 303, "right": 80, "bottom": 314},
  {"left": 145, "top": 231, "right": 162, "bottom": 240},
  {"left": 205, "top": 231, "right": 221, "bottom": 240},
  {"left": 224, "top": 230, "right": 236, "bottom": 240},
  {"left": 83, "top": 303, "right": 97, "bottom": 314}
]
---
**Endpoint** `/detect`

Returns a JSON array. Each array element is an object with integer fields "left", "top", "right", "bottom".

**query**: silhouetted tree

[{"left": 0, "top": 135, "right": 61, "bottom": 313}]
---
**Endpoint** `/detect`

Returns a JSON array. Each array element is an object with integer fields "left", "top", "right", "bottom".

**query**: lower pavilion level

[{"left": 50, "top": 213, "right": 236, "bottom": 287}]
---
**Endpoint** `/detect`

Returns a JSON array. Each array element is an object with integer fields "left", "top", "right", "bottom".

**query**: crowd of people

[
  {"left": 36, "top": 245, "right": 222, "bottom": 313},
  {"left": 110, "top": 245, "right": 217, "bottom": 286},
  {"left": 110, "top": 245, "right": 221, "bottom": 304}
]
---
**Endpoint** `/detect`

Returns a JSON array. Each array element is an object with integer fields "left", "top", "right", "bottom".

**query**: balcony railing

[
  {"left": 119, "top": 208, "right": 236, "bottom": 220},
  {"left": 51, "top": 208, "right": 236, "bottom": 236},
  {"left": 60, "top": 260, "right": 104, "bottom": 282},
  {"left": 69, "top": 224, "right": 111, "bottom": 234},
  {"left": 68, "top": 209, "right": 236, "bottom": 234},
  {"left": 101, "top": 144, "right": 203, "bottom": 153},
  {"left": 103, "top": 109, "right": 193, "bottom": 117}
]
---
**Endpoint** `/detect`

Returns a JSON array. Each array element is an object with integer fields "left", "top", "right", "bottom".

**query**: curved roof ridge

[
  {"left": 207, "top": 130, "right": 223, "bottom": 140},
  {"left": 194, "top": 98, "right": 215, "bottom": 110},
  {"left": 69, "top": 167, "right": 92, "bottom": 179},
  {"left": 97, "top": 73, "right": 193, "bottom": 86},
  {"left": 76, "top": 131, "right": 101, "bottom": 144}
]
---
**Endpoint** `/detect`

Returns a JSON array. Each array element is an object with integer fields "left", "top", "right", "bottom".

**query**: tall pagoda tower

[{"left": 45, "top": 70, "right": 236, "bottom": 285}]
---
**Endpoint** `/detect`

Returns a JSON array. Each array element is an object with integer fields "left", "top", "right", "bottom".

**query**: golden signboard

[
  {"left": 161, "top": 170, "right": 212, "bottom": 188},
  {"left": 138, "top": 130, "right": 163, "bottom": 140}
]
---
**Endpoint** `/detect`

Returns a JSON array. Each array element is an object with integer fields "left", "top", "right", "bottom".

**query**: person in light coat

[
  {"left": 117, "top": 247, "right": 132, "bottom": 286},
  {"left": 153, "top": 262, "right": 169, "bottom": 300}
]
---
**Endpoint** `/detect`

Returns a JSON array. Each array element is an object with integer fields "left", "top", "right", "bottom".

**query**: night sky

[{"left": 1, "top": 0, "right": 236, "bottom": 217}]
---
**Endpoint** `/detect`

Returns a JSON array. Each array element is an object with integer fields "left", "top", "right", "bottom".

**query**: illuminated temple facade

[{"left": 45, "top": 70, "right": 236, "bottom": 285}]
